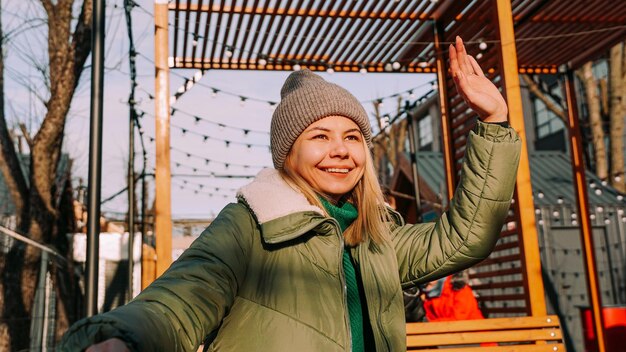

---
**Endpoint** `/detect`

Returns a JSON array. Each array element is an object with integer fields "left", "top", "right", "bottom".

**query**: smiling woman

[{"left": 60, "top": 37, "right": 522, "bottom": 352}]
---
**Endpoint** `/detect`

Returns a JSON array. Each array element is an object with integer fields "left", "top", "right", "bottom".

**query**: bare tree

[
  {"left": 372, "top": 96, "right": 408, "bottom": 187},
  {"left": 609, "top": 42, "right": 625, "bottom": 193},
  {"left": 0, "top": 0, "right": 92, "bottom": 349},
  {"left": 579, "top": 62, "right": 609, "bottom": 181},
  {"left": 523, "top": 44, "right": 625, "bottom": 194}
]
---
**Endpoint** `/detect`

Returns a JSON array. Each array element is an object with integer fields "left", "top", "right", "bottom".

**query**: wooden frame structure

[{"left": 153, "top": 1, "right": 626, "bottom": 350}]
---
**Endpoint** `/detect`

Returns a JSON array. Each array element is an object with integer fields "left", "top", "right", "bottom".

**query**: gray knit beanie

[{"left": 270, "top": 69, "right": 372, "bottom": 170}]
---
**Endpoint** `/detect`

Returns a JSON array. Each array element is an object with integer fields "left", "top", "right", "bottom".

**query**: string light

[
  {"left": 225, "top": 46, "right": 233, "bottom": 58},
  {"left": 143, "top": 116, "right": 270, "bottom": 149},
  {"left": 293, "top": 63, "right": 301, "bottom": 71},
  {"left": 137, "top": 108, "right": 269, "bottom": 136},
  {"left": 392, "top": 61, "right": 401, "bottom": 70},
  {"left": 138, "top": 55, "right": 438, "bottom": 109}
]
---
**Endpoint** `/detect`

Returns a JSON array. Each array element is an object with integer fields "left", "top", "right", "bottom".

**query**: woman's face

[{"left": 287, "top": 115, "right": 366, "bottom": 202}]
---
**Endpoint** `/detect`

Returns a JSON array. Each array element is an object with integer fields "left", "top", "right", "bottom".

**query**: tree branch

[
  {"left": 71, "top": 0, "right": 93, "bottom": 90},
  {"left": 0, "top": 0, "right": 29, "bottom": 231},
  {"left": 18, "top": 123, "right": 33, "bottom": 147},
  {"left": 521, "top": 74, "right": 567, "bottom": 123}
]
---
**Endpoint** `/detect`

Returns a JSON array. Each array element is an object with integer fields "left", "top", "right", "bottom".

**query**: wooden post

[
  {"left": 433, "top": 21, "right": 455, "bottom": 202},
  {"left": 141, "top": 244, "right": 157, "bottom": 289},
  {"left": 563, "top": 71, "right": 607, "bottom": 352},
  {"left": 493, "top": 0, "right": 547, "bottom": 316},
  {"left": 154, "top": 0, "right": 173, "bottom": 278}
]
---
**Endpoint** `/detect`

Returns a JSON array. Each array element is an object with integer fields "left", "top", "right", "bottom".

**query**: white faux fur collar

[{"left": 236, "top": 169, "right": 324, "bottom": 224}]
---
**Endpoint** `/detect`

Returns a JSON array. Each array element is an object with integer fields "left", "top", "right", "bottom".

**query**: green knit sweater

[{"left": 320, "top": 198, "right": 374, "bottom": 352}]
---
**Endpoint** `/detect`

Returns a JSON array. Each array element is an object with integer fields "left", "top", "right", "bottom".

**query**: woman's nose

[{"left": 329, "top": 139, "right": 349, "bottom": 157}]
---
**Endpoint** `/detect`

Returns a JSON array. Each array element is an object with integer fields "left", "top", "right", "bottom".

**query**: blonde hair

[{"left": 280, "top": 139, "right": 391, "bottom": 247}]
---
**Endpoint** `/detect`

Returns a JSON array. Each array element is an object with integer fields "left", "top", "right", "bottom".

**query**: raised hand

[
  {"left": 86, "top": 338, "right": 130, "bottom": 352},
  {"left": 449, "top": 36, "right": 508, "bottom": 123}
]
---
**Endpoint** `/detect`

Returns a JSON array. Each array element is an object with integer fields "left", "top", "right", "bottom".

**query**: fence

[{"left": 0, "top": 224, "right": 64, "bottom": 352}]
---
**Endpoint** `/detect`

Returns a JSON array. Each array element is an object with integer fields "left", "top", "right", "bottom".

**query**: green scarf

[{"left": 320, "top": 197, "right": 373, "bottom": 352}]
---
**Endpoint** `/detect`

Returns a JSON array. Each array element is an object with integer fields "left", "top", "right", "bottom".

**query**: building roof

[
  {"left": 169, "top": 0, "right": 626, "bottom": 73},
  {"left": 409, "top": 150, "right": 625, "bottom": 207}
]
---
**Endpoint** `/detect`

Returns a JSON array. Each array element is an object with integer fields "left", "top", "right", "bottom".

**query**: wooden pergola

[{"left": 152, "top": 1, "right": 626, "bottom": 350}]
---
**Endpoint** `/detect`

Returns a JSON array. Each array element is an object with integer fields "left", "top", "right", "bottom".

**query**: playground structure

[{"left": 148, "top": 1, "right": 626, "bottom": 350}]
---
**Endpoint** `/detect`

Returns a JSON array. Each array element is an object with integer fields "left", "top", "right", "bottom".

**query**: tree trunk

[
  {"left": 0, "top": 0, "right": 93, "bottom": 349},
  {"left": 609, "top": 43, "right": 625, "bottom": 193},
  {"left": 581, "top": 62, "right": 608, "bottom": 180},
  {"left": 0, "top": 1, "right": 31, "bottom": 349}
]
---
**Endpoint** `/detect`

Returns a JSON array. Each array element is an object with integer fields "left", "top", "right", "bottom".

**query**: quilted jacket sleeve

[
  {"left": 393, "top": 121, "right": 521, "bottom": 288},
  {"left": 58, "top": 203, "right": 255, "bottom": 352}
]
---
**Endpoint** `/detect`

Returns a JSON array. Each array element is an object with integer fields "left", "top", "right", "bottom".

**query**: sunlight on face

[{"left": 286, "top": 116, "right": 366, "bottom": 202}]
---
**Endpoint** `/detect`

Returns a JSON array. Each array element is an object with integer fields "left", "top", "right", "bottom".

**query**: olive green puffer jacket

[{"left": 59, "top": 122, "right": 520, "bottom": 352}]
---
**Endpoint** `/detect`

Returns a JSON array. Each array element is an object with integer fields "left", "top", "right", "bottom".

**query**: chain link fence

[{"left": 0, "top": 223, "right": 65, "bottom": 352}]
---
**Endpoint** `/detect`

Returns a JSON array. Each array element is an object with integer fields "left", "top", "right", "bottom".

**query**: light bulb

[
  {"left": 359, "top": 67, "right": 367, "bottom": 74},
  {"left": 326, "top": 67, "right": 334, "bottom": 74},
  {"left": 258, "top": 58, "right": 267, "bottom": 66},
  {"left": 392, "top": 61, "right": 401, "bottom": 70},
  {"left": 293, "top": 64, "right": 301, "bottom": 71},
  {"left": 479, "top": 41, "right": 488, "bottom": 51}
]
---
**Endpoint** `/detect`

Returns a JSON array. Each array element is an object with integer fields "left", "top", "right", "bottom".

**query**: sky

[{"left": 3, "top": 0, "right": 435, "bottom": 220}]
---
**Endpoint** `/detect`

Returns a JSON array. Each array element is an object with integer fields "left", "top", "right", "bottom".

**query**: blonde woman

[{"left": 60, "top": 37, "right": 520, "bottom": 352}]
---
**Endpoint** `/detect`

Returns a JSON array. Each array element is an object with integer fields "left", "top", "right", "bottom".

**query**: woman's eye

[
  {"left": 346, "top": 135, "right": 360, "bottom": 141},
  {"left": 313, "top": 134, "right": 328, "bottom": 140}
]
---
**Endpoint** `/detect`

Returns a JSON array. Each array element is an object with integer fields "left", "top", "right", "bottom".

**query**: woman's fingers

[
  {"left": 449, "top": 44, "right": 460, "bottom": 77},
  {"left": 455, "top": 36, "right": 474, "bottom": 75},
  {"left": 468, "top": 56, "right": 485, "bottom": 77}
]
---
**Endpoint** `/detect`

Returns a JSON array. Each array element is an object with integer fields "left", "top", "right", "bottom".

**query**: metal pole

[
  {"left": 127, "top": 111, "right": 135, "bottom": 302},
  {"left": 85, "top": 0, "right": 105, "bottom": 318},
  {"left": 405, "top": 101, "right": 422, "bottom": 223},
  {"left": 124, "top": 0, "right": 137, "bottom": 303},
  {"left": 563, "top": 70, "right": 607, "bottom": 352}
]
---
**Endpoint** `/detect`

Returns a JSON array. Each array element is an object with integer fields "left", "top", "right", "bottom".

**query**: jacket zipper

[
  {"left": 357, "top": 245, "right": 391, "bottom": 352},
  {"left": 329, "top": 218, "right": 352, "bottom": 352}
]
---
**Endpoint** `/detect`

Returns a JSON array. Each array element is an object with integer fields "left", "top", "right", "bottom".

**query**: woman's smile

[{"left": 287, "top": 115, "right": 366, "bottom": 202}]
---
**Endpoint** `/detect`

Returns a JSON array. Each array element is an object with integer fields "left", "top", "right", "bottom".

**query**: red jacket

[{"left": 423, "top": 276, "right": 484, "bottom": 322}]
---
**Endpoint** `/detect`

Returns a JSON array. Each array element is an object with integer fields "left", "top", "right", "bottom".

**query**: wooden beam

[
  {"left": 563, "top": 71, "right": 607, "bottom": 352},
  {"left": 154, "top": 0, "right": 173, "bottom": 278},
  {"left": 433, "top": 22, "right": 455, "bottom": 202},
  {"left": 170, "top": 3, "right": 428, "bottom": 20},
  {"left": 493, "top": 0, "right": 547, "bottom": 317}
]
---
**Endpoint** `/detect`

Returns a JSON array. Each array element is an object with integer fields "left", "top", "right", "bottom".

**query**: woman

[{"left": 59, "top": 37, "right": 521, "bottom": 352}]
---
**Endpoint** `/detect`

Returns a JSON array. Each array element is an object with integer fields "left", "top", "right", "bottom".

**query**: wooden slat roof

[{"left": 169, "top": 0, "right": 626, "bottom": 73}]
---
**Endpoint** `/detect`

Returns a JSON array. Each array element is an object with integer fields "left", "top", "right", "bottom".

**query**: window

[
  {"left": 532, "top": 83, "right": 564, "bottom": 139},
  {"left": 418, "top": 115, "right": 433, "bottom": 149}
]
